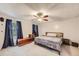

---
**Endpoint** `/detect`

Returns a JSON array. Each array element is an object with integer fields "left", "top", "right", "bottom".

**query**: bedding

[
  {"left": 35, "top": 36, "right": 62, "bottom": 50},
  {"left": 35, "top": 35, "right": 63, "bottom": 55},
  {"left": 35, "top": 36, "right": 62, "bottom": 43}
]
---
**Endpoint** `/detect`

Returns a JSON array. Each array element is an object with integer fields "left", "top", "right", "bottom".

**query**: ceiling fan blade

[
  {"left": 43, "top": 15, "right": 48, "bottom": 18},
  {"left": 43, "top": 19, "right": 48, "bottom": 21},
  {"left": 33, "top": 15, "right": 37, "bottom": 17},
  {"left": 33, "top": 15, "right": 40, "bottom": 19}
]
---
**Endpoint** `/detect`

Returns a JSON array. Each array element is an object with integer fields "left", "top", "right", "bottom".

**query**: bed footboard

[{"left": 34, "top": 41, "right": 61, "bottom": 55}]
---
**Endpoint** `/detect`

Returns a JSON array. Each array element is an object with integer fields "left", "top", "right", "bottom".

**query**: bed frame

[
  {"left": 35, "top": 32, "right": 64, "bottom": 55},
  {"left": 35, "top": 41, "right": 61, "bottom": 55}
]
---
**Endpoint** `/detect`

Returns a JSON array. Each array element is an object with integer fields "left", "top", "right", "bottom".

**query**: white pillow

[{"left": 47, "top": 33, "right": 56, "bottom": 37}]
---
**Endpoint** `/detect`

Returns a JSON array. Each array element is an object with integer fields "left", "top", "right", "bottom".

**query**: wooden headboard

[{"left": 45, "top": 32, "right": 64, "bottom": 38}]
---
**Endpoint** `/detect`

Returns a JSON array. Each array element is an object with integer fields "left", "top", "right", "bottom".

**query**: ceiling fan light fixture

[
  {"left": 33, "top": 12, "right": 48, "bottom": 22},
  {"left": 38, "top": 18, "right": 43, "bottom": 22}
]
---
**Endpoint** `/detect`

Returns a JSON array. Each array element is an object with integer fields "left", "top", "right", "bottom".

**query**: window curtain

[
  {"left": 2, "top": 19, "right": 14, "bottom": 48},
  {"left": 36, "top": 25, "right": 39, "bottom": 36},
  {"left": 32, "top": 24, "right": 39, "bottom": 37},
  {"left": 17, "top": 21, "right": 23, "bottom": 39},
  {"left": 2, "top": 20, "right": 23, "bottom": 48}
]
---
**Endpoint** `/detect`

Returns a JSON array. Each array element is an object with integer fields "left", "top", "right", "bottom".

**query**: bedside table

[{"left": 62, "top": 38, "right": 71, "bottom": 45}]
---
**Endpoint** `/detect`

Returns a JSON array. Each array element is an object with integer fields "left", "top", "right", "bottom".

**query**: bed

[{"left": 34, "top": 32, "right": 64, "bottom": 55}]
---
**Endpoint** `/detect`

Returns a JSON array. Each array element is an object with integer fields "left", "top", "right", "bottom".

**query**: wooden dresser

[{"left": 18, "top": 38, "right": 33, "bottom": 46}]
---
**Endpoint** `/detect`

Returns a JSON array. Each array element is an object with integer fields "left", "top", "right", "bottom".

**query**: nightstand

[{"left": 62, "top": 38, "right": 71, "bottom": 45}]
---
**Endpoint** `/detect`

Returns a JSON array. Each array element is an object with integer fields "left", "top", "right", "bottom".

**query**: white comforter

[
  {"left": 35, "top": 36, "right": 62, "bottom": 43},
  {"left": 35, "top": 36, "right": 62, "bottom": 51}
]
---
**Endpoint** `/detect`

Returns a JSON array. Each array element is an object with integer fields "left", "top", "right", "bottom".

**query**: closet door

[{"left": 0, "top": 19, "right": 6, "bottom": 49}]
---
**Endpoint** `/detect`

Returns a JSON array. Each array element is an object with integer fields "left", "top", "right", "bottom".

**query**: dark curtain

[
  {"left": 2, "top": 20, "right": 23, "bottom": 48},
  {"left": 36, "top": 25, "right": 39, "bottom": 36},
  {"left": 32, "top": 24, "right": 36, "bottom": 36},
  {"left": 2, "top": 19, "right": 14, "bottom": 48},
  {"left": 32, "top": 24, "right": 39, "bottom": 37},
  {"left": 17, "top": 21, "right": 23, "bottom": 39}
]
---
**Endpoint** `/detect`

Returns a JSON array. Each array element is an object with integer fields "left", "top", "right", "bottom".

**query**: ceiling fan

[{"left": 33, "top": 12, "right": 48, "bottom": 22}]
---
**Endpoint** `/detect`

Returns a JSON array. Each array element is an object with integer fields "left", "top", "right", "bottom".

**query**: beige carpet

[{"left": 0, "top": 42, "right": 79, "bottom": 56}]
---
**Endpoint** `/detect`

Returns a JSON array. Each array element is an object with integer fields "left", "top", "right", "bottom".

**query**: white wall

[
  {"left": 39, "top": 18, "right": 79, "bottom": 43},
  {"left": 21, "top": 19, "right": 32, "bottom": 38}
]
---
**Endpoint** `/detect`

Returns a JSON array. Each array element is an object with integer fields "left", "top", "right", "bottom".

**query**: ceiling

[{"left": 0, "top": 3, "right": 79, "bottom": 22}]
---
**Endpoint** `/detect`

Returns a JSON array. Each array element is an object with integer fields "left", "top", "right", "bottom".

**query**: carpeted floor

[{"left": 0, "top": 42, "right": 79, "bottom": 56}]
